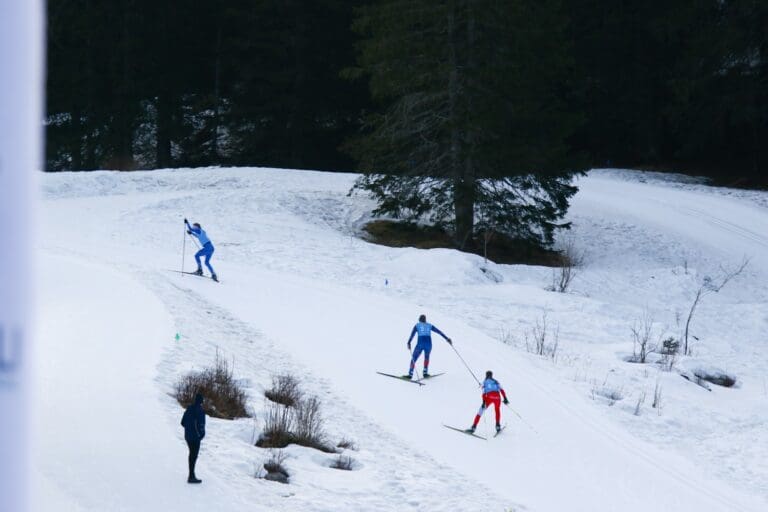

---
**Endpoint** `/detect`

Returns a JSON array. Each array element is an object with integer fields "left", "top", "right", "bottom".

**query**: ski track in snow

[{"left": 37, "top": 167, "right": 768, "bottom": 511}]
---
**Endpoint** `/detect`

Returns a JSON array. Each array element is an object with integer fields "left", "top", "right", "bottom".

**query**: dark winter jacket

[{"left": 181, "top": 394, "right": 206, "bottom": 442}]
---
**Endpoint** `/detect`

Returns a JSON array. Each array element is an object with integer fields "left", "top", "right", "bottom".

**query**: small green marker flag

[{"left": 175, "top": 333, "right": 181, "bottom": 341}]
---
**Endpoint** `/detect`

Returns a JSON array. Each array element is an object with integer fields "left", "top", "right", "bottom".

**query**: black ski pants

[{"left": 186, "top": 439, "right": 201, "bottom": 478}]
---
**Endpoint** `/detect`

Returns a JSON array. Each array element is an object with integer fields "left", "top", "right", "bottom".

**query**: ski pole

[
  {"left": 503, "top": 402, "right": 538, "bottom": 434},
  {"left": 450, "top": 343, "right": 482, "bottom": 386},
  {"left": 181, "top": 220, "right": 187, "bottom": 275}
]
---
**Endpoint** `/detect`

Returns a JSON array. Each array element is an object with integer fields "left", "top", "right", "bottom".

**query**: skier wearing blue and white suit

[
  {"left": 406, "top": 314, "right": 452, "bottom": 378},
  {"left": 185, "top": 218, "right": 217, "bottom": 281}
]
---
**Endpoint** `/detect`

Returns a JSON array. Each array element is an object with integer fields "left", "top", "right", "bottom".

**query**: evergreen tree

[{"left": 347, "top": 0, "right": 583, "bottom": 249}]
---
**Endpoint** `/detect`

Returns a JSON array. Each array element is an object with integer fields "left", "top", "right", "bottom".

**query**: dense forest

[{"left": 46, "top": 1, "right": 767, "bottom": 187}]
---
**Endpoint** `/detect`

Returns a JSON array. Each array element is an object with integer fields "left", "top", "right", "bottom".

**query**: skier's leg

[
  {"left": 194, "top": 248, "right": 205, "bottom": 272},
  {"left": 492, "top": 396, "right": 501, "bottom": 425},
  {"left": 204, "top": 245, "right": 215, "bottom": 275},
  {"left": 472, "top": 400, "right": 487, "bottom": 428},
  {"left": 409, "top": 344, "right": 424, "bottom": 376},
  {"left": 422, "top": 343, "right": 432, "bottom": 376}
]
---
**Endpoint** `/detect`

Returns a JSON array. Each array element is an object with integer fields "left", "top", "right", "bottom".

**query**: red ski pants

[{"left": 472, "top": 392, "right": 501, "bottom": 426}]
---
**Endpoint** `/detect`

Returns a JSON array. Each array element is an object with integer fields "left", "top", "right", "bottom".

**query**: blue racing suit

[
  {"left": 407, "top": 321, "right": 450, "bottom": 376},
  {"left": 186, "top": 221, "right": 216, "bottom": 275}
]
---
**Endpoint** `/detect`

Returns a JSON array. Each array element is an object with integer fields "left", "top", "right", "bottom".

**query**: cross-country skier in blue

[
  {"left": 185, "top": 218, "right": 217, "bottom": 282},
  {"left": 406, "top": 314, "right": 452, "bottom": 378}
]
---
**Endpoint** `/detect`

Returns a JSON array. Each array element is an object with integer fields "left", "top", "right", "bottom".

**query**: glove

[
  {"left": 407, "top": 342, "right": 412, "bottom": 351},
  {"left": 187, "top": 230, "right": 192, "bottom": 235},
  {"left": 503, "top": 398, "right": 509, "bottom": 405},
  {"left": 447, "top": 338, "right": 453, "bottom": 345},
  {"left": 184, "top": 218, "right": 188, "bottom": 224}
]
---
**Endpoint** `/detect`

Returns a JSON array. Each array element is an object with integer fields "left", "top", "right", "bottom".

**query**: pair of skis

[
  {"left": 443, "top": 424, "right": 505, "bottom": 440},
  {"left": 376, "top": 371, "right": 444, "bottom": 386},
  {"left": 168, "top": 270, "right": 220, "bottom": 282}
]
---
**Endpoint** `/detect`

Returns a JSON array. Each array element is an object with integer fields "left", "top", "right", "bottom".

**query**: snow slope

[{"left": 35, "top": 167, "right": 768, "bottom": 511}]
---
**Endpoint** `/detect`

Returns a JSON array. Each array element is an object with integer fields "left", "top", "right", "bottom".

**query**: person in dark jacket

[{"left": 180, "top": 392, "right": 206, "bottom": 484}]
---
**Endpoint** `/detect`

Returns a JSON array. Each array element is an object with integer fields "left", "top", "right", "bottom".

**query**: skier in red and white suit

[{"left": 468, "top": 370, "right": 509, "bottom": 434}]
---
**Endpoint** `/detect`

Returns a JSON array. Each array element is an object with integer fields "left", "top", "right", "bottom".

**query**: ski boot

[
  {"left": 495, "top": 424, "right": 502, "bottom": 433},
  {"left": 423, "top": 372, "right": 430, "bottom": 378},
  {"left": 193, "top": 268, "right": 203, "bottom": 276},
  {"left": 187, "top": 475, "right": 202, "bottom": 484},
  {"left": 466, "top": 425, "right": 476, "bottom": 434},
  {"left": 211, "top": 274, "right": 218, "bottom": 282}
]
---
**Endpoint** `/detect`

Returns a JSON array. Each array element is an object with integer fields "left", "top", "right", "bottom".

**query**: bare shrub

[
  {"left": 549, "top": 239, "right": 584, "bottom": 293},
  {"left": 629, "top": 311, "right": 659, "bottom": 364},
  {"left": 590, "top": 372, "right": 624, "bottom": 406},
  {"left": 683, "top": 257, "right": 749, "bottom": 355},
  {"left": 293, "top": 396, "right": 334, "bottom": 453},
  {"left": 652, "top": 381, "right": 663, "bottom": 415},
  {"left": 634, "top": 391, "right": 646, "bottom": 416},
  {"left": 524, "top": 311, "right": 560, "bottom": 361},
  {"left": 258, "top": 449, "right": 289, "bottom": 484},
  {"left": 257, "top": 401, "right": 294, "bottom": 449},
  {"left": 592, "top": 384, "right": 624, "bottom": 406},
  {"left": 330, "top": 454, "right": 356, "bottom": 471},
  {"left": 337, "top": 438, "right": 358, "bottom": 451},
  {"left": 497, "top": 326, "right": 514, "bottom": 346},
  {"left": 660, "top": 337, "right": 679, "bottom": 371},
  {"left": 265, "top": 373, "right": 303, "bottom": 407},
  {"left": 256, "top": 396, "right": 335, "bottom": 453},
  {"left": 174, "top": 350, "right": 249, "bottom": 419}
]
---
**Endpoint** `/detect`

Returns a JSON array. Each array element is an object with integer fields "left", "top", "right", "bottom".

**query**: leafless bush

[
  {"left": 652, "top": 381, "right": 663, "bottom": 415},
  {"left": 258, "top": 449, "right": 289, "bottom": 484},
  {"left": 174, "top": 350, "right": 249, "bottom": 419},
  {"left": 497, "top": 326, "right": 514, "bottom": 346},
  {"left": 591, "top": 384, "right": 624, "bottom": 406},
  {"left": 683, "top": 257, "right": 749, "bottom": 355},
  {"left": 590, "top": 372, "right": 624, "bottom": 406},
  {"left": 549, "top": 239, "right": 584, "bottom": 293},
  {"left": 337, "top": 438, "right": 358, "bottom": 451},
  {"left": 660, "top": 337, "right": 679, "bottom": 371},
  {"left": 265, "top": 373, "right": 303, "bottom": 407},
  {"left": 524, "top": 311, "right": 560, "bottom": 361},
  {"left": 256, "top": 396, "right": 335, "bottom": 453},
  {"left": 634, "top": 391, "right": 646, "bottom": 416},
  {"left": 293, "top": 395, "right": 333, "bottom": 452},
  {"left": 257, "top": 401, "right": 295, "bottom": 449},
  {"left": 330, "top": 454, "right": 356, "bottom": 471},
  {"left": 629, "top": 311, "right": 659, "bottom": 364}
]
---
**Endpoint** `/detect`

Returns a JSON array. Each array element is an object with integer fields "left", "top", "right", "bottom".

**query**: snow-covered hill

[{"left": 35, "top": 167, "right": 768, "bottom": 511}]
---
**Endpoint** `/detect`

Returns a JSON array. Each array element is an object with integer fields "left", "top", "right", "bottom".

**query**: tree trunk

[
  {"left": 211, "top": 22, "right": 223, "bottom": 162},
  {"left": 156, "top": 92, "right": 172, "bottom": 168},
  {"left": 288, "top": 3, "right": 307, "bottom": 168},
  {"left": 448, "top": 0, "right": 476, "bottom": 250},
  {"left": 454, "top": 177, "right": 475, "bottom": 249},
  {"left": 114, "top": 0, "right": 135, "bottom": 169},
  {"left": 447, "top": 3, "right": 474, "bottom": 249}
]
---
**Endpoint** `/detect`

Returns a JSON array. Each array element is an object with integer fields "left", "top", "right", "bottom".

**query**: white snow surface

[{"left": 35, "top": 167, "right": 768, "bottom": 512}]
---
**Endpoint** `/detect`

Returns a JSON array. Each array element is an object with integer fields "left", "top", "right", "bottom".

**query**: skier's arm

[
  {"left": 431, "top": 325, "right": 451, "bottom": 343},
  {"left": 500, "top": 388, "right": 509, "bottom": 403},
  {"left": 407, "top": 325, "right": 417, "bottom": 343}
]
